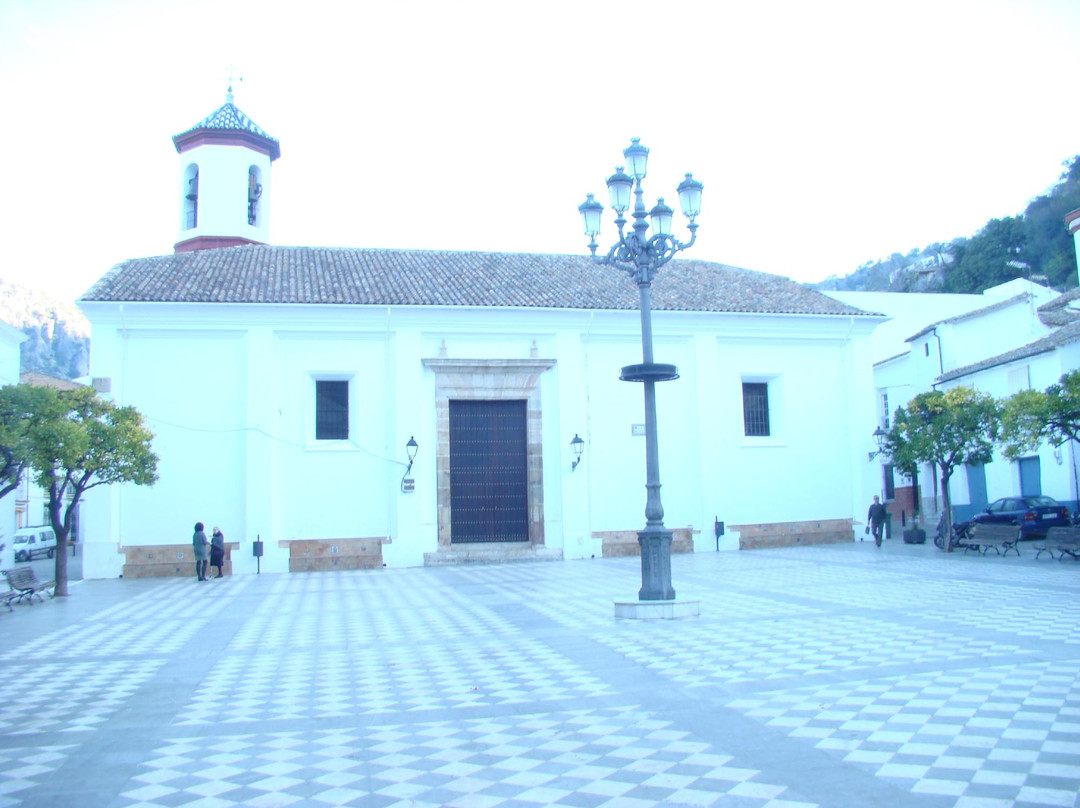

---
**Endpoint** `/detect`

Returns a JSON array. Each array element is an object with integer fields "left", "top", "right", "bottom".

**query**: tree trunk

[
  {"left": 940, "top": 468, "right": 953, "bottom": 552},
  {"left": 53, "top": 535, "right": 69, "bottom": 596},
  {"left": 48, "top": 495, "right": 70, "bottom": 597}
]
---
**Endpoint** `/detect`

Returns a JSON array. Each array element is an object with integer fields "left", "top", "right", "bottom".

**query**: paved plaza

[{"left": 1, "top": 540, "right": 1078, "bottom": 808}]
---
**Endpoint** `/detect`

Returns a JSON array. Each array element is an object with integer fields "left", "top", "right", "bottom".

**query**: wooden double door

[{"left": 448, "top": 399, "right": 528, "bottom": 543}]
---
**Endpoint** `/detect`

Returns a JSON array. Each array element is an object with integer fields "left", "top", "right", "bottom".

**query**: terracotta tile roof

[
  {"left": 905, "top": 294, "right": 1030, "bottom": 342},
  {"left": 20, "top": 371, "right": 83, "bottom": 391},
  {"left": 1037, "top": 287, "right": 1080, "bottom": 327},
  {"left": 80, "top": 246, "right": 867, "bottom": 316}
]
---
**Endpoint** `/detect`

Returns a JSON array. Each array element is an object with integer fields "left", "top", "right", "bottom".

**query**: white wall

[
  {"left": 78, "top": 300, "right": 879, "bottom": 575},
  {"left": 0, "top": 321, "right": 25, "bottom": 571}
]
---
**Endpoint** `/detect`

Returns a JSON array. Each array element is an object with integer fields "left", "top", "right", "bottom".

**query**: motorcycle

[{"left": 934, "top": 515, "right": 973, "bottom": 550}]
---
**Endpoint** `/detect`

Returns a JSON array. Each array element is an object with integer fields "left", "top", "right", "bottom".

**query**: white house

[
  {"left": 76, "top": 94, "right": 885, "bottom": 579},
  {"left": 833, "top": 276, "right": 1080, "bottom": 531}
]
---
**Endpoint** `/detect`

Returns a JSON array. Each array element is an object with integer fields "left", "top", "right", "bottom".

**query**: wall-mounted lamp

[
  {"left": 401, "top": 436, "right": 419, "bottom": 493},
  {"left": 570, "top": 433, "right": 585, "bottom": 471},
  {"left": 868, "top": 426, "right": 886, "bottom": 461}
]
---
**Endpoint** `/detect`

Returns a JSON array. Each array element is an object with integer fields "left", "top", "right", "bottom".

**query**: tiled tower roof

[{"left": 172, "top": 100, "right": 280, "bottom": 160}]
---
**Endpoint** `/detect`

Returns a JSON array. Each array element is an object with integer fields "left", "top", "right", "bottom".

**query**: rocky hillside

[{"left": 0, "top": 279, "right": 90, "bottom": 380}]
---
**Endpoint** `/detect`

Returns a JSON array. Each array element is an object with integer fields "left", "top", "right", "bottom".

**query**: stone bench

[
  {"left": 122, "top": 543, "right": 237, "bottom": 578},
  {"left": 282, "top": 538, "right": 384, "bottom": 572},
  {"left": 734, "top": 519, "right": 854, "bottom": 550}
]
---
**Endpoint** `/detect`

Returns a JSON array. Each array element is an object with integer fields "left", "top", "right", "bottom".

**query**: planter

[{"left": 903, "top": 528, "right": 927, "bottom": 545}]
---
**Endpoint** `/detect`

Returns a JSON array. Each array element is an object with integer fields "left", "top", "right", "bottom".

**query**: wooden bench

[
  {"left": 2, "top": 567, "right": 56, "bottom": 605},
  {"left": 1034, "top": 526, "right": 1080, "bottom": 561},
  {"left": 2, "top": 576, "right": 24, "bottom": 611},
  {"left": 965, "top": 524, "right": 1021, "bottom": 556}
]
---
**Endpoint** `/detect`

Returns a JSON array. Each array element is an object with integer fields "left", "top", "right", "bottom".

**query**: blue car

[{"left": 964, "top": 496, "right": 1071, "bottom": 539}]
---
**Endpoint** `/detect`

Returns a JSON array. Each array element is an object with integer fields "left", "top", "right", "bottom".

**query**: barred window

[
  {"left": 742, "top": 382, "right": 770, "bottom": 437},
  {"left": 315, "top": 380, "right": 349, "bottom": 440}
]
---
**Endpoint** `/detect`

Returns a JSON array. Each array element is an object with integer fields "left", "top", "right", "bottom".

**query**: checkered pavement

[
  {"left": 726, "top": 659, "right": 1080, "bottom": 807},
  {"left": 122, "top": 707, "right": 815, "bottom": 808},
  {"left": 0, "top": 542, "right": 1076, "bottom": 808}
]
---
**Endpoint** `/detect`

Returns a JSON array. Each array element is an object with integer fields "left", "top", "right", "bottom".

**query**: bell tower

[{"left": 172, "top": 87, "right": 280, "bottom": 253}]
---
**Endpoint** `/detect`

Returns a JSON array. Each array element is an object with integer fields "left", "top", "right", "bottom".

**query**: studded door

[{"left": 448, "top": 399, "right": 529, "bottom": 543}]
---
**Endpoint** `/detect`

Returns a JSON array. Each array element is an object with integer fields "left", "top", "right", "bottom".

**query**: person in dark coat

[
  {"left": 867, "top": 496, "right": 887, "bottom": 547},
  {"left": 210, "top": 526, "right": 225, "bottom": 578},
  {"left": 192, "top": 522, "right": 209, "bottom": 581}
]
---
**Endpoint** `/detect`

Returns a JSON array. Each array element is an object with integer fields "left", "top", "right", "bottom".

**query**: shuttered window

[{"left": 315, "top": 380, "right": 349, "bottom": 440}]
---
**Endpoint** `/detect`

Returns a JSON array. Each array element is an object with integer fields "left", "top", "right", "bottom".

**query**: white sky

[{"left": 2, "top": 0, "right": 1079, "bottom": 303}]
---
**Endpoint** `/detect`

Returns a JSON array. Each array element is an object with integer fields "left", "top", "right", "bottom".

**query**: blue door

[
  {"left": 966, "top": 463, "right": 988, "bottom": 511},
  {"left": 1018, "top": 456, "right": 1041, "bottom": 497}
]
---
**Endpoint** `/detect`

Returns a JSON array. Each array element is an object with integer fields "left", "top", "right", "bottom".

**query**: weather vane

[{"left": 225, "top": 67, "right": 244, "bottom": 103}]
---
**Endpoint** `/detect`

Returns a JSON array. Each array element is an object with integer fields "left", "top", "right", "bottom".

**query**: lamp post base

[
  {"left": 638, "top": 528, "right": 675, "bottom": 601},
  {"left": 614, "top": 598, "right": 700, "bottom": 620}
]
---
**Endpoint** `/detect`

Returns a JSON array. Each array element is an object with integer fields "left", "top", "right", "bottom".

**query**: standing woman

[
  {"left": 210, "top": 526, "right": 225, "bottom": 578},
  {"left": 192, "top": 522, "right": 209, "bottom": 581}
]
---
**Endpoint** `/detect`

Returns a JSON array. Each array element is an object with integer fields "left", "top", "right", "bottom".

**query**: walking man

[{"left": 867, "top": 495, "right": 887, "bottom": 547}]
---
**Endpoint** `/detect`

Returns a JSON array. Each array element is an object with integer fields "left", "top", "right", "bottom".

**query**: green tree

[
  {"left": 945, "top": 217, "right": 1027, "bottom": 293},
  {"left": 18, "top": 385, "right": 158, "bottom": 595},
  {"left": 885, "top": 387, "right": 1001, "bottom": 551},
  {"left": 0, "top": 385, "right": 43, "bottom": 500},
  {"left": 1022, "top": 157, "right": 1080, "bottom": 290},
  {"left": 1001, "top": 369, "right": 1080, "bottom": 505}
]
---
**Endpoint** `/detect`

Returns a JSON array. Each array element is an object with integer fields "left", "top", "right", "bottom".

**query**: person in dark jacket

[
  {"left": 210, "top": 526, "right": 225, "bottom": 578},
  {"left": 192, "top": 522, "right": 209, "bottom": 581},
  {"left": 867, "top": 496, "right": 887, "bottom": 547}
]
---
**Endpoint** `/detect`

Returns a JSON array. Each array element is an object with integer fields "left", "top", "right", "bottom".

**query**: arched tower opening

[
  {"left": 247, "top": 165, "right": 263, "bottom": 227},
  {"left": 183, "top": 164, "right": 199, "bottom": 230}
]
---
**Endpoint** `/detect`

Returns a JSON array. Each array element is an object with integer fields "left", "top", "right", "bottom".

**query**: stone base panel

[
  {"left": 281, "top": 538, "right": 385, "bottom": 572},
  {"left": 734, "top": 519, "right": 854, "bottom": 550},
  {"left": 121, "top": 543, "right": 238, "bottom": 578},
  {"left": 595, "top": 528, "right": 696, "bottom": 558},
  {"left": 424, "top": 542, "right": 563, "bottom": 566}
]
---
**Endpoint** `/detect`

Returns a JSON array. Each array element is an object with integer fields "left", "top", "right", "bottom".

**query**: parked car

[
  {"left": 12, "top": 527, "right": 56, "bottom": 562},
  {"left": 960, "top": 496, "right": 1071, "bottom": 540}
]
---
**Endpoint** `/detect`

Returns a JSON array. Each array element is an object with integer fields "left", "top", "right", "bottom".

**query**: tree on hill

[
  {"left": 1023, "top": 157, "right": 1080, "bottom": 289},
  {"left": 816, "top": 155, "right": 1080, "bottom": 294},
  {"left": 945, "top": 216, "right": 1027, "bottom": 293}
]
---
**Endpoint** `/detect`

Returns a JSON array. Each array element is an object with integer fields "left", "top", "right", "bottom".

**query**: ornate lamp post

[{"left": 579, "top": 139, "right": 703, "bottom": 601}]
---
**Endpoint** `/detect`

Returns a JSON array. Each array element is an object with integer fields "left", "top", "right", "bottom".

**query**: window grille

[
  {"left": 742, "top": 382, "right": 770, "bottom": 436},
  {"left": 315, "top": 380, "right": 349, "bottom": 440}
]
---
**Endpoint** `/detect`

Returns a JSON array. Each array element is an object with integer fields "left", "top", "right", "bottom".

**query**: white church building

[{"left": 77, "top": 93, "right": 885, "bottom": 579}]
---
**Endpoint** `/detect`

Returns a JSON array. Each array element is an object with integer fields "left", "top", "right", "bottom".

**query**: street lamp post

[{"left": 579, "top": 139, "right": 703, "bottom": 601}]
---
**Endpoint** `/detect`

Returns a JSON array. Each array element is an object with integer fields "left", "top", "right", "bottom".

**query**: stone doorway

[{"left": 422, "top": 357, "right": 555, "bottom": 554}]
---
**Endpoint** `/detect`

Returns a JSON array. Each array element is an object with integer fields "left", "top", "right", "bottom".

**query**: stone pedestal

[
  {"left": 638, "top": 529, "right": 675, "bottom": 600},
  {"left": 614, "top": 599, "right": 700, "bottom": 620}
]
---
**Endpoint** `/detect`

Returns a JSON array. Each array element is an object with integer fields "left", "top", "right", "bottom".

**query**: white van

[{"left": 13, "top": 527, "right": 56, "bottom": 562}]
